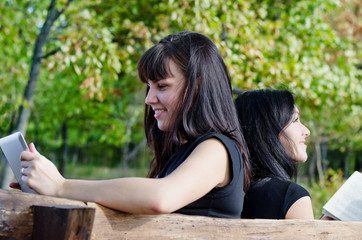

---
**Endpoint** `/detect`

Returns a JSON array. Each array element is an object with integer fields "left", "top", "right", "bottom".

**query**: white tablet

[{"left": 0, "top": 132, "right": 37, "bottom": 194}]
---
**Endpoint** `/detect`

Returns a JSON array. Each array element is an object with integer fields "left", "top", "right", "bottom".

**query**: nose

[
  {"left": 145, "top": 86, "right": 157, "bottom": 105},
  {"left": 302, "top": 124, "right": 310, "bottom": 137}
]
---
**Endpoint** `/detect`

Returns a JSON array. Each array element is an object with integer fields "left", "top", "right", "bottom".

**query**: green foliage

[
  {"left": 0, "top": 0, "right": 360, "bottom": 173},
  {"left": 0, "top": 0, "right": 39, "bottom": 133},
  {"left": 64, "top": 163, "right": 148, "bottom": 179},
  {"left": 307, "top": 168, "right": 346, "bottom": 218}
]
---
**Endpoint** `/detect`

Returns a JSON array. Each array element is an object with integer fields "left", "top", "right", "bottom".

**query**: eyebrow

[{"left": 292, "top": 111, "right": 300, "bottom": 118}]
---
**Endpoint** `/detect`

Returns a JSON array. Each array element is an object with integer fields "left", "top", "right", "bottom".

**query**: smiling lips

[
  {"left": 154, "top": 108, "right": 166, "bottom": 118},
  {"left": 299, "top": 140, "right": 307, "bottom": 149}
]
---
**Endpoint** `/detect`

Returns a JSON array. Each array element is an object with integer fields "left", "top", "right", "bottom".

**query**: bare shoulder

[
  {"left": 285, "top": 196, "right": 314, "bottom": 219},
  {"left": 191, "top": 138, "right": 228, "bottom": 158},
  {"left": 187, "top": 138, "right": 230, "bottom": 187}
]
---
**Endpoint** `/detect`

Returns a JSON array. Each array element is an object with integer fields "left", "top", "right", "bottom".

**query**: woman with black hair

[
  {"left": 235, "top": 89, "right": 314, "bottom": 219},
  {"left": 14, "top": 31, "right": 251, "bottom": 219}
]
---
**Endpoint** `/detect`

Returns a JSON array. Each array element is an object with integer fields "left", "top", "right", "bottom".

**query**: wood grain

[{"left": 1, "top": 189, "right": 362, "bottom": 240}]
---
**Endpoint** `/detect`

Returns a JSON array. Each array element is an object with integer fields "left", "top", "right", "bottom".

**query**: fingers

[
  {"left": 320, "top": 214, "right": 335, "bottom": 220},
  {"left": 21, "top": 175, "right": 29, "bottom": 186},
  {"left": 21, "top": 150, "right": 37, "bottom": 161},
  {"left": 20, "top": 143, "right": 39, "bottom": 162},
  {"left": 16, "top": 145, "right": 63, "bottom": 196},
  {"left": 21, "top": 160, "right": 30, "bottom": 168},
  {"left": 20, "top": 167, "right": 29, "bottom": 176},
  {"left": 21, "top": 143, "right": 41, "bottom": 162},
  {"left": 29, "top": 142, "right": 39, "bottom": 154}
]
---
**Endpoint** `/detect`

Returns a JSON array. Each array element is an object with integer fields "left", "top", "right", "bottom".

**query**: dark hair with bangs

[
  {"left": 138, "top": 31, "right": 251, "bottom": 189},
  {"left": 235, "top": 89, "right": 297, "bottom": 181}
]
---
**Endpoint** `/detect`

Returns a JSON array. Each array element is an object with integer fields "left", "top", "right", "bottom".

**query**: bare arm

[
  {"left": 20, "top": 139, "right": 230, "bottom": 214},
  {"left": 285, "top": 196, "right": 314, "bottom": 219}
]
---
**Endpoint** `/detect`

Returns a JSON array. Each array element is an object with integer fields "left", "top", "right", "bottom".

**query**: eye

[
  {"left": 293, "top": 117, "right": 300, "bottom": 123},
  {"left": 157, "top": 83, "right": 166, "bottom": 89}
]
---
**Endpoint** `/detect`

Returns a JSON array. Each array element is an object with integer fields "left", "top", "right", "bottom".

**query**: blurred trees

[
  {"left": 0, "top": 0, "right": 360, "bottom": 186},
  {"left": 215, "top": 0, "right": 361, "bottom": 185}
]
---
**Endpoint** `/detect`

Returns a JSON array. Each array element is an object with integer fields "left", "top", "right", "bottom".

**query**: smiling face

[
  {"left": 145, "top": 60, "right": 186, "bottom": 131},
  {"left": 279, "top": 106, "right": 311, "bottom": 163}
]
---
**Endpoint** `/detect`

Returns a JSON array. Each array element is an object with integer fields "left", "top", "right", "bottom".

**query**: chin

[
  {"left": 157, "top": 123, "right": 170, "bottom": 132},
  {"left": 158, "top": 126, "right": 166, "bottom": 131},
  {"left": 297, "top": 155, "right": 308, "bottom": 163}
]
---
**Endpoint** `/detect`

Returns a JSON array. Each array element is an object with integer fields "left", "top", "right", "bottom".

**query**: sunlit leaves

[
  {"left": 0, "top": 0, "right": 43, "bottom": 132},
  {"left": 0, "top": 0, "right": 360, "bottom": 166}
]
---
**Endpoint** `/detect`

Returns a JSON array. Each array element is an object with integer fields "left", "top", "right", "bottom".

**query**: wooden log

[
  {"left": 0, "top": 189, "right": 88, "bottom": 240},
  {"left": 32, "top": 205, "right": 95, "bottom": 240},
  {"left": 1, "top": 189, "right": 362, "bottom": 240},
  {"left": 91, "top": 205, "right": 362, "bottom": 240}
]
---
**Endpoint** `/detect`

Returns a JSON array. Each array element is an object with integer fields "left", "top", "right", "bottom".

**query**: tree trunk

[
  {"left": 344, "top": 146, "right": 351, "bottom": 178},
  {"left": 1, "top": 72, "right": 17, "bottom": 189},
  {"left": 0, "top": 158, "right": 14, "bottom": 190},
  {"left": 122, "top": 120, "right": 131, "bottom": 177},
  {"left": 15, "top": 0, "right": 61, "bottom": 134},
  {"left": 308, "top": 150, "right": 316, "bottom": 184},
  {"left": 315, "top": 139, "right": 325, "bottom": 186},
  {"left": 59, "top": 122, "right": 68, "bottom": 175},
  {"left": 122, "top": 143, "right": 129, "bottom": 177},
  {"left": 1, "top": 0, "right": 72, "bottom": 189},
  {"left": 321, "top": 135, "right": 328, "bottom": 172}
]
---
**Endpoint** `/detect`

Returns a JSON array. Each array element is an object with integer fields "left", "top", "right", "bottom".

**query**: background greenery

[{"left": 0, "top": 0, "right": 361, "bottom": 218}]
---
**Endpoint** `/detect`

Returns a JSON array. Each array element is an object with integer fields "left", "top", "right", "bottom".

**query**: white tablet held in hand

[{"left": 0, "top": 132, "right": 37, "bottom": 194}]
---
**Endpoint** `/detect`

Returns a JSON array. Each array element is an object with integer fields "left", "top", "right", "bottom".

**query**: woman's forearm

[{"left": 58, "top": 177, "right": 169, "bottom": 214}]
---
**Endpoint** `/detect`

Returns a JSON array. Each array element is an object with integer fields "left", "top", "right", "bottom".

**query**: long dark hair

[
  {"left": 138, "top": 31, "right": 250, "bottom": 189},
  {"left": 235, "top": 89, "right": 297, "bottom": 181}
]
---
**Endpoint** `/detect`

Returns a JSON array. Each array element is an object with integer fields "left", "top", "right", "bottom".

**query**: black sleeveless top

[
  {"left": 157, "top": 132, "right": 245, "bottom": 219},
  {"left": 241, "top": 177, "right": 310, "bottom": 219}
]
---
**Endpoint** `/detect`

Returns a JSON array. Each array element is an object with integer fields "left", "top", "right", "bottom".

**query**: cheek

[
  {"left": 279, "top": 133, "right": 297, "bottom": 159},
  {"left": 279, "top": 129, "right": 291, "bottom": 148},
  {"left": 280, "top": 135, "right": 291, "bottom": 154},
  {"left": 170, "top": 91, "right": 184, "bottom": 109}
]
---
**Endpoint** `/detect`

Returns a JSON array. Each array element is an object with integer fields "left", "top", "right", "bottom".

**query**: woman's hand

[
  {"left": 320, "top": 214, "right": 335, "bottom": 220},
  {"left": 20, "top": 143, "right": 65, "bottom": 197}
]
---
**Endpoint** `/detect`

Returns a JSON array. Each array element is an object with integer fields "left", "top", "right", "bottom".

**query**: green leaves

[{"left": 0, "top": 0, "right": 360, "bottom": 168}]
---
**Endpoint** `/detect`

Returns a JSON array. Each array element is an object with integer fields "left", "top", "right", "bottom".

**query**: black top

[
  {"left": 157, "top": 132, "right": 245, "bottom": 219},
  {"left": 241, "top": 177, "right": 310, "bottom": 219}
]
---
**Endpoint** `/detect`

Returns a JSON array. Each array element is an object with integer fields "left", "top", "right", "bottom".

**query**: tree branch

[{"left": 41, "top": 47, "right": 61, "bottom": 59}]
